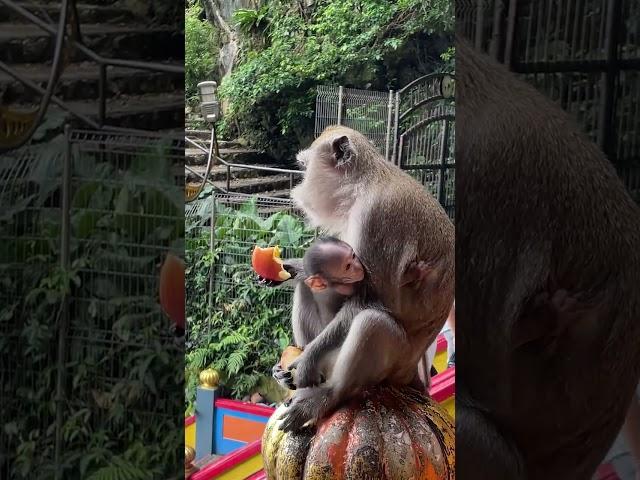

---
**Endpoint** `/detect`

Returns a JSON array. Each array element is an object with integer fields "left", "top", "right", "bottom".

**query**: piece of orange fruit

[
  {"left": 159, "top": 253, "right": 185, "bottom": 329},
  {"left": 251, "top": 245, "right": 291, "bottom": 282}
]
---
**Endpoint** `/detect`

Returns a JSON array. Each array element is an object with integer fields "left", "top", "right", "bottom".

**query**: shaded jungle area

[{"left": 184, "top": 0, "right": 454, "bottom": 413}]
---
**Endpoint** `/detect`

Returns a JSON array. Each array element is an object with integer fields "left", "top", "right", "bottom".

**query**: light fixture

[{"left": 197, "top": 81, "right": 220, "bottom": 123}]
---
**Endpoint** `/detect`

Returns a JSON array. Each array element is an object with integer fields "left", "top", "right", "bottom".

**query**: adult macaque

[
  {"left": 275, "top": 125, "right": 454, "bottom": 432},
  {"left": 456, "top": 38, "right": 640, "bottom": 479}
]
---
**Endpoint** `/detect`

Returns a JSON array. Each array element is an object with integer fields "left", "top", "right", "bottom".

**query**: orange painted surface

[{"left": 223, "top": 416, "right": 267, "bottom": 443}]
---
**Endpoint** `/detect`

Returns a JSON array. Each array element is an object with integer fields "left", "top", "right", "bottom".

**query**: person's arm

[{"left": 622, "top": 392, "right": 640, "bottom": 479}]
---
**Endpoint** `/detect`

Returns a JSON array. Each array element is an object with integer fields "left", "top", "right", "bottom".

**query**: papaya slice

[
  {"left": 159, "top": 253, "right": 185, "bottom": 330},
  {"left": 280, "top": 345, "right": 303, "bottom": 371},
  {"left": 252, "top": 245, "right": 291, "bottom": 282}
]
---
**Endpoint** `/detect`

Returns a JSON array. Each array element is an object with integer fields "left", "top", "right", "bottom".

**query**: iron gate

[{"left": 394, "top": 74, "right": 456, "bottom": 219}]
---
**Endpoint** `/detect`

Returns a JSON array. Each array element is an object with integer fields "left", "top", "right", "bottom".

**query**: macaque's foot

[
  {"left": 272, "top": 363, "right": 296, "bottom": 390},
  {"left": 402, "top": 258, "right": 447, "bottom": 289},
  {"left": 287, "top": 356, "right": 324, "bottom": 389},
  {"left": 278, "top": 387, "right": 330, "bottom": 432}
]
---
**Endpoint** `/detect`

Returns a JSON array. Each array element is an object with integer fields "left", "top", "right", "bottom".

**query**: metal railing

[
  {"left": 0, "top": 0, "right": 183, "bottom": 133},
  {"left": 184, "top": 129, "right": 303, "bottom": 197}
]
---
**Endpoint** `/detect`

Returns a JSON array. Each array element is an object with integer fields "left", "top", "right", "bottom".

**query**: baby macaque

[
  {"left": 302, "top": 236, "right": 365, "bottom": 296},
  {"left": 272, "top": 237, "right": 365, "bottom": 390}
]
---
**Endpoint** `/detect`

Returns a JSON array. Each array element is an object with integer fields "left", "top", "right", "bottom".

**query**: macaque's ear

[
  {"left": 304, "top": 275, "right": 327, "bottom": 292},
  {"left": 331, "top": 135, "right": 354, "bottom": 168}
]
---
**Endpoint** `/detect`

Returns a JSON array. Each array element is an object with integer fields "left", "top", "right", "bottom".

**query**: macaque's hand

[
  {"left": 272, "top": 362, "right": 296, "bottom": 390},
  {"left": 256, "top": 263, "right": 299, "bottom": 287},
  {"left": 256, "top": 274, "right": 284, "bottom": 287},
  {"left": 287, "top": 355, "right": 324, "bottom": 389}
]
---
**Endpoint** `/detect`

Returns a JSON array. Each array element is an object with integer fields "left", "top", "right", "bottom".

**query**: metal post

[
  {"left": 597, "top": 0, "right": 621, "bottom": 162},
  {"left": 98, "top": 63, "right": 107, "bottom": 127},
  {"left": 489, "top": 0, "right": 505, "bottom": 60},
  {"left": 337, "top": 86, "right": 344, "bottom": 125},
  {"left": 504, "top": 0, "right": 518, "bottom": 69},
  {"left": 384, "top": 90, "right": 394, "bottom": 161},
  {"left": 54, "top": 124, "right": 72, "bottom": 479},
  {"left": 208, "top": 196, "right": 215, "bottom": 327},
  {"left": 475, "top": 0, "right": 485, "bottom": 49},
  {"left": 438, "top": 120, "right": 450, "bottom": 207},
  {"left": 391, "top": 91, "right": 400, "bottom": 165}
]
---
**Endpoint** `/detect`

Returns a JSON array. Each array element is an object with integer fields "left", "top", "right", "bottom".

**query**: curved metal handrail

[
  {"left": 397, "top": 71, "right": 456, "bottom": 95},
  {"left": 184, "top": 133, "right": 303, "bottom": 200},
  {"left": 0, "top": 0, "right": 185, "bottom": 144},
  {"left": 0, "top": 0, "right": 71, "bottom": 152}
]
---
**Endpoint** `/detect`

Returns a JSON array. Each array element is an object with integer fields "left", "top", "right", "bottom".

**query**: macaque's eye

[{"left": 345, "top": 263, "right": 351, "bottom": 270}]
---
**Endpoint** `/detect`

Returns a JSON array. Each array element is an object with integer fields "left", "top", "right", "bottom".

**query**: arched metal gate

[
  {"left": 393, "top": 73, "right": 455, "bottom": 219},
  {"left": 315, "top": 73, "right": 456, "bottom": 219}
]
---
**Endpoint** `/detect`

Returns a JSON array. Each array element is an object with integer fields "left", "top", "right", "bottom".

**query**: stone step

[
  {"left": 186, "top": 163, "right": 290, "bottom": 182},
  {"left": 0, "top": 23, "right": 183, "bottom": 64},
  {"left": 0, "top": 61, "right": 183, "bottom": 103},
  {"left": 213, "top": 174, "right": 294, "bottom": 195},
  {"left": 185, "top": 130, "right": 250, "bottom": 149},
  {"left": 12, "top": 91, "right": 185, "bottom": 131},
  {"left": 257, "top": 188, "right": 293, "bottom": 200},
  {"left": 185, "top": 146, "right": 267, "bottom": 166},
  {"left": 0, "top": 2, "right": 134, "bottom": 24}
]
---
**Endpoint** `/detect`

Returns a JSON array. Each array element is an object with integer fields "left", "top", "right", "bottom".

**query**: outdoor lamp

[
  {"left": 197, "top": 81, "right": 220, "bottom": 123},
  {"left": 440, "top": 74, "right": 455, "bottom": 99}
]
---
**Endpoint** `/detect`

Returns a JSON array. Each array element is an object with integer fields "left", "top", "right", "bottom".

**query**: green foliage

[
  {"left": 440, "top": 46, "right": 455, "bottom": 71},
  {"left": 186, "top": 2, "right": 219, "bottom": 104},
  {"left": 185, "top": 198, "right": 315, "bottom": 412},
  {"left": 234, "top": 6, "right": 271, "bottom": 36},
  {"left": 0, "top": 141, "right": 183, "bottom": 478},
  {"left": 218, "top": 0, "right": 454, "bottom": 158}
]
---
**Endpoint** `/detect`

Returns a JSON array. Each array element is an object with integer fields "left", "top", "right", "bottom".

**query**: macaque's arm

[
  {"left": 287, "top": 303, "right": 355, "bottom": 387},
  {"left": 283, "top": 258, "right": 305, "bottom": 278}
]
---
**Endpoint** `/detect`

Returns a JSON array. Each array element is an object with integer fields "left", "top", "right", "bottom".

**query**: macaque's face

[
  {"left": 305, "top": 241, "right": 365, "bottom": 295},
  {"left": 321, "top": 242, "right": 364, "bottom": 285}
]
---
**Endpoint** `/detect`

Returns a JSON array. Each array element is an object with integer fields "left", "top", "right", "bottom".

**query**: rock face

[{"left": 201, "top": 0, "right": 258, "bottom": 81}]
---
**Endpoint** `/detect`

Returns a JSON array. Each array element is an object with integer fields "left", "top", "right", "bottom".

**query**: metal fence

[
  {"left": 185, "top": 192, "right": 316, "bottom": 345},
  {"left": 457, "top": 0, "right": 640, "bottom": 200},
  {"left": 315, "top": 77, "right": 456, "bottom": 218},
  {"left": 315, "top": 85, "right": 395, "bottom": 160},
  {"left": 0, "top": 128, "right": 184, "bottom": 477}
]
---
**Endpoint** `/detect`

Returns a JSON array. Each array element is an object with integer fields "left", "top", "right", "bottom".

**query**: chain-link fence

[
  {"left": 314, "top": 78, "right": 456, "bottom": 219},
  {"left": 315, "top": 85, "right": 395, "bottom": 160},
  {"left": 184, "top": 191, "right": 317, "bottom": 401},
  {"left": 0, "top": 128, "right": 184, "bottom": 477}
]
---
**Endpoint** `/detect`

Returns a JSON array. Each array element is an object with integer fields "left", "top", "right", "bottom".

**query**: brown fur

[{"left": 456, "top": 37, "right": 640, "bottom": 479}]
